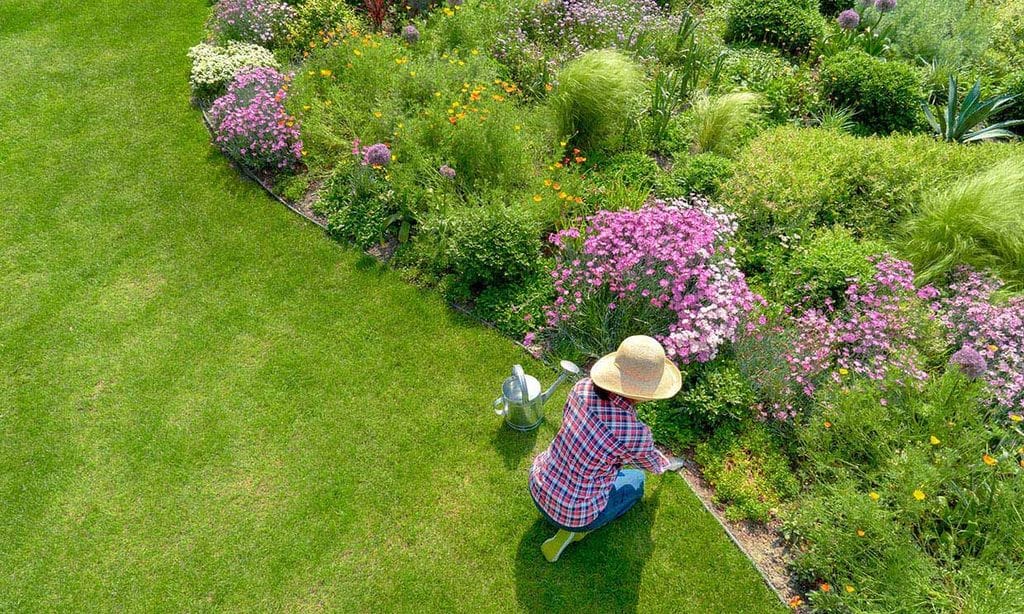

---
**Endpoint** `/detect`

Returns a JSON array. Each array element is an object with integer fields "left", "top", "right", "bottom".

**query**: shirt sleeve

[{"left": 626, "top": 435, "right": 670, "bottom": 474}]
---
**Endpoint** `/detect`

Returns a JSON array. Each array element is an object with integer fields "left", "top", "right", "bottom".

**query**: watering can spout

[{"left": 539, "top": 360, "right": 582, "bottom": 404}]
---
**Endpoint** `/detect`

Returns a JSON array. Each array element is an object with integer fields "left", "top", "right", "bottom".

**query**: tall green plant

[
  {"left": 922, "top": 76, "right": 1023, "bottom": 143},
  {"left": 551, "top": 50, "right": 643, "bottom": 152},
  {"left": 902, "top": 159, "right": 1024, "bottom": 288},
  {"left": 689, "top": 91, "right": 761, "bottom": 157}
]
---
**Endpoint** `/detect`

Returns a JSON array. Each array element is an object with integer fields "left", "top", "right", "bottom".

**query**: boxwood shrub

[
  {"left": 819, "top": 49, "right": 923, "bottom": 134},
  {"left": 724, "top": 0, "right": 824, "bottom": 56}
]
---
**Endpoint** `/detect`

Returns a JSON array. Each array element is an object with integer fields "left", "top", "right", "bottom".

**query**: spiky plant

[
  {"left": 690, "top": 91, "right": 761, "bottom": 157},
  {"left": 923, "top": 76, "right": 1024, "bottom": 143},
  {"left": 551, "top": 50, "right": 644, "bottom": 152}
]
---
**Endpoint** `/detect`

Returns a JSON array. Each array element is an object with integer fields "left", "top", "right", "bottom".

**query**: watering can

[{"left": 493, "top": 360, "right": 581, "bottom": 431}]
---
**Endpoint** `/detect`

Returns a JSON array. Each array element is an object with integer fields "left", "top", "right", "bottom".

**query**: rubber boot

[{"left": 541, "top": 529, "right": 589, "bottom": 562}]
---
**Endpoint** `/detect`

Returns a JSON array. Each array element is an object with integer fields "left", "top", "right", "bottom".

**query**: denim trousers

[{"left": 533, "top": 469, "right": 646, "bottom": 533}]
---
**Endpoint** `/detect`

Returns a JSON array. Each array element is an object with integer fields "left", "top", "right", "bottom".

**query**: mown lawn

[{"left": 0, "top": 0, "right": 783, "bottom": 611}]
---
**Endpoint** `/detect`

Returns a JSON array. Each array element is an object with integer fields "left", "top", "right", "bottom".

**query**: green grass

[{"left": 0, "top": 1, "right": 784, "bottom": 611}]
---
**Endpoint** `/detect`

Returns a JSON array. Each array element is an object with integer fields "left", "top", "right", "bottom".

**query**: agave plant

[{"left": 923, "top": 76, "right": 1023, "bottom": 143}]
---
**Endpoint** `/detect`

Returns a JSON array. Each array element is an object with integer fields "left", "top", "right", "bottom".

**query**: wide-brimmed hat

[{"left": 590, "top": 335, "right": 682, "bottom": 402}]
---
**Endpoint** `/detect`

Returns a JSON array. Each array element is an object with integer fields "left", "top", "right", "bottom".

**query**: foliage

[
  {"left": 283, "top": 0, "right": 361, "bottom": 56},
  {"left": 540, "top": 198, "right": 756, "bottom": 363},
  {"left": 722, "top": 125, "right": 1010, "bottom": 259},
  {"left": 902, "top": 160, "right": 1024, "bottom": 289},
  {"left": 882, "top": 0, "right": 996, "bottom": 68},
  {"left": 737, "top": 256, "right": 943, "bottom": 419},
  {"left": 321, "top": 161, "right": 394, "bottom": 248},
  {"left": 433, "top": 204, "right": 543, "bottom": 297},
  {"left": 472, "top": 269, "right": 554, "bottom": 339},
  {"left": 723, "top": 0, "right": 824, "bottom": 56},
  {"left": 687, "top": 91, "right": 761, "bottom": 157},
  {"left": 676, "top": 359, "right": 758, "bottom": 427},
  {"left": 769, "top": 226, "right": 885, "bottom": 309},
  {"left": 922, "top": 76, "right": 1023, "bottom": 143},
  {"left": 187, "top": 41, "right": 280, "bottom": 101},
  {"left": 209, "top": 67, "right": 304, "bottom": 172},
  {"left": 550, "top": 50, "right": 644, "bottom": 152},
  {"left": 695, "top": 424, "right": 799, "bottom": 523},
  {"left": 209, "top": 0, "right": 295, "bottom": 47},
  {"left": 718, "top": 47, "right": 820, "bottom": 123},
  {"left": 940, "top": 268, "right": 1024, "bottom": 409},
  {"left": 661, "top": 152, "right": 733, "bottom": 198},
  {"left": 819, "top": 48, "right": 922, "bottom": 134},
  {"left": 786, "top": 370, "right": 1024, "bottom": 612}
]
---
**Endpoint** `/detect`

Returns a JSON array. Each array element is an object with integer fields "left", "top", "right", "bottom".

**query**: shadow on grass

[
  {"left": 514, "top": 482, "right": 662, "bottom": 614},
  {"left": 490, "top": 422, "right": 539, "bottom": 471}
]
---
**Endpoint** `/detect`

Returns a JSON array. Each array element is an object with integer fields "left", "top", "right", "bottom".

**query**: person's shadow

[{"left": 514, "top": 481, "right": 662, "bottom": 614}]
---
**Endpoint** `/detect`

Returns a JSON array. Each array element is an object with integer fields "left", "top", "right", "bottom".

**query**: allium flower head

[
  {"left": 439, "top": 164, "right": 456, "bottom": 179},
  {"left": 402, "top": 24, "right": 420, "bottom": 44},
  {"left": 949, "top": 345, "right": 987, "bottom": 379},
  {"left": 363, "top": 143, "right": 391, "bottom": 167},
  {"left": 874, "top": 0, "right": 897, "bottom": 12},
  {"left": 837, "top": 9, "right": 860, "bottom": 30}
]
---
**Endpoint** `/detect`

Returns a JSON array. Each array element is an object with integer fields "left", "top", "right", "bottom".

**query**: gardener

[{"left": 529, "top": 335, "right": 685, "bottom": 563}]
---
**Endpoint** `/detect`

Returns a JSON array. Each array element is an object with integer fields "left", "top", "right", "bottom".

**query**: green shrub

[
  {"left": 819, "top": 49, "right": 923, "bottom": 134},
  {"left": 433, "top": 204, "right": 543, "bottom": 296},
  {"left": 723, "top": 0, "right": 824, "bottom": 56},
  {"left": 695, "top": 424, "right": 799, "bottom": 522},
  {"left": 687, "top": 91, "right": 762, "bottom": 157},
  {"left": 661, "top": 153, "right": 733, "bottom": 198},
  {"left": 902, "top": 159, "right": 1024, "bottom": 289},
  {"left": 471, "top": 270, "right": 554, "bottom": 339},
  {"left": 884, "top": 0, "right": 996, "bottom": 69},
  {"left": 283, "top": 0, "right": 360, "bottom": 56},
  {"left": 770, "top": 227, "right": 886, "bottom": 308},
  {"left": 322, "top": 163, "right": 394, "bottom": 249},
  {"left": 635, "top": 400, "right": 702, "bottom": 453},
  {"left": 187, "top": 42, "right": 279, "bottom": 101},
  {"left": 551, "top": 50, "right": 644, "bottom": 152},
  {"left": 718, "top": 47, "right": 821, "bottom": 123},
  {"left": 722, "top": 125, "right": 1013, "bottom": 256},
  {"left": 676, "top": 360, "right": 757, "bottom": 427},
  {"left": 818, "top": 0, "right": 854, "bottom": 15}
]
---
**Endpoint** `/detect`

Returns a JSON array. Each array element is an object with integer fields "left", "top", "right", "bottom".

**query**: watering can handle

[
  {"left": 512, "top": 364, "right": 529, "bottom": 400},
  {"left": 493, "top": 396, "right": 507, "bottom": 416}
]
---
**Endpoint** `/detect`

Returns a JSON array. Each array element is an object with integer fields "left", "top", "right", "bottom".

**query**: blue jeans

[{"left": 533, "top": 469, "right": 646, "bottom": 532}]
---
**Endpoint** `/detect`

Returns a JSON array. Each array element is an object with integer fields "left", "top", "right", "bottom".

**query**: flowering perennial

[
  {"left": 837, "top": 9, "right": 860, "bottom": 30},
  {"left": 209, "top": 67, "right": 303, "bottom": 171},
  {"left": 210, "top": 0, "right": 295, "bottom": 46},
  {"left": 187, "top": 41, "right": 279, "bottom": 99},
  {"left": 939, "top": 268, "right": 1024, "bottom": 409},
  {"left": 543, "top": 198, "right": 756, "bottom": 364}
]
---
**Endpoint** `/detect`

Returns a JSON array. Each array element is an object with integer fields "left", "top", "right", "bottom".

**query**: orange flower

[
  {"left": 551, "top": 182, "right": 561, "bottom": 190},
  {"left": 788, "top": 596, "right": 803, "bottom": 608},
  {"left": 856, "top": 529, "right": 865, "bottom": 537},
  {"left": 824, "top": 421, "right": 832, "bottom": 428},
  {"left": 983, "top": 453, "right": 997, "bottom": 466},
  {"left": 820, "top": 583, "right": 831, "bottom": 592}
]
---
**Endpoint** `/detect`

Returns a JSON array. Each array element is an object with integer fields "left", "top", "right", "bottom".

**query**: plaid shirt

[{"left": 529, "top": 378, "right": 669, "bottom": 528}]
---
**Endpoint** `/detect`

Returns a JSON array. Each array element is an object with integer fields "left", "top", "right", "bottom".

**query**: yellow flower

[
  {"left": 930, "top": 435, "right": 940, "bottom": 445},
  {"left": 545, "top": 83, "right": 554, "bottom": 92},
  {"left": 320, "top": 69, "right": 332, "bottom": 77},
  {"left": 838, "top": 367, "right": 849, "bottom": 375},
  {"left": 353, "top": 49, "right": 362, "bottom": 57},
  {"left": 869, "top": 491, "right": 880, "bottom": 501},
  {"left": 1009, "top": 413, "right": 1022, "bottom": 422},
  {"left": 373, "top": 111, "right": 382, "bottom": 118},
  {"left": 987, "top": 344, "right": 998, "bottom": 352},
  {"left": 532, "top": 195, "right": 542, "bottom": 202},
  {"left": 302, "top": 105, "right": 311, "bottom": 111},
  {"left": 856, "top": 529, "right": 865, "bottom": 537},
  {"left": 983, "top": 453, "right": 997, "bottom": 466},
  {"left": 845, "top": 585, "right": 855, "bottom": 594},
  {"left": 543, "top": 179, "right": 552, "bottom": 186},
  {"left": 913, "top": 489, "right": 926, "bottom": 501}
]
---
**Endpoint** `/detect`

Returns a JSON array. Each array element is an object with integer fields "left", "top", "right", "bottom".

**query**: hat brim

[{"left": 590, "top": 352, "right": 682, "bottom": 402}]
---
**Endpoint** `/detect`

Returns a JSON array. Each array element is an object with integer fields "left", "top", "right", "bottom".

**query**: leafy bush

[
  {"left": 819, "top": 48, "right": 922, "bottom": 134},
  {"left": 724, "top": 0, "right": 824, "bottom": 56},
  {"left": 723, "top": 125, "right": 1011, "bottom": 252},
  {"left": 539, "top": 198, "right": 756, "bottom": 363},
  {"left": 321, "top": 162, "right": 393, "bottom": 248},
  {"left": 209, "top": 67, "right": 304, "bottom": 172},
  {"left": 818, "top": 0, "right": 854, "bottom": 15},
  {"left": 550, "top": 50, "right": 644, "bottom": 152},
  {"left": 676, "top": 359, "right": 757, "bottom": 427},
  {"left": 660, "top": 153, "right": 733, "bottom": 198},
  {"left": 718, "top": 47, "right": 820, "bottom": 122},
  {"left": 471, "top": 270, "right": 554, "bottom": 339},
  {"left": 284, "top": 0, "right": 360, "bottom": 56},
  {"left": 695, "top": 424, "right": 799, "bottom": 522},
  {"left": 770, "top": 226, "right": 885, "bottom": 309},
  {"left": 903, "top": 160, "right": 1024, "bottom": 289},
  {"left": 787, "top": 370, "right": 1024, "bottom": 611},
  {"left": 209, "top": 0, "right": 295, "bottom": 47},
  {"left": 882, "top": 0, "right": 996, "bottom": 68},
  {"left": 434, "top": 204, "right": 543, "bottom": 296},
  {"left": 687, "top": 91, "right": 761, "bottom": 157},
  {"left": 188, "top": 42, "right": 280, "bottom": 101}
]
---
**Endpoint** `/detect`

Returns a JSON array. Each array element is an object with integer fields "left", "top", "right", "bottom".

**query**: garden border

[{"left": 199, "top": 107, "right": 793, "bottom": 610}]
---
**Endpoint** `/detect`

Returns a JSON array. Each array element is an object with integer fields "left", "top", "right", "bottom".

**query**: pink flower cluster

[
  {"left": 545, "top": 198, "right": 756, "bottom": 364},
  {"left": 939, "top": 268, "right": 1024, "bottom": 410},
  {"left": 211, "top": 0, "right": 295, "bottom": 46},
  {"left": 743, "top": 256, "right": 938, "bottom": 419},
  {"left": 210, "top": 67, "right": 303, "bottom": 171}
]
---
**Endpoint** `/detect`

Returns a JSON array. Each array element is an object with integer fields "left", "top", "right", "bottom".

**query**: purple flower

[
  {"left": 402, "top": 24, "right": 420, "bottom": 44},
  {"left": 837, "top": 9, "right": 860, "bottom": 30},
  {"left": 439, "top": 164, "right": 456, "bottom": 179},
  {"left": 363, "top": 143, "right": 391, "bottom": 167},
  {"left": 874, "top": 0, "right": 897, "bottom": 12},
  {"left": 210, "top": 0, "right": 295, "bottom": 46},
  {"left": 949, "top": 345, "right": 987, "bottom": 380}
]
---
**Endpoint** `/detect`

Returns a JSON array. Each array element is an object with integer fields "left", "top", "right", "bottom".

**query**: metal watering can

[{"left": 493, "top": 360, "right": 581, "bottom": 431}]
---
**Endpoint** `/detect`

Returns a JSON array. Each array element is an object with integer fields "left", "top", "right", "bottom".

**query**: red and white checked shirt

[{"left": 529, "top": 377, "right": 669, "bottom": 528}]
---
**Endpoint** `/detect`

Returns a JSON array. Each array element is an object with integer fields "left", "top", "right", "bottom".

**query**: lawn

[{"left": 0, "top": 0, "right": 783, "bottom": 611}]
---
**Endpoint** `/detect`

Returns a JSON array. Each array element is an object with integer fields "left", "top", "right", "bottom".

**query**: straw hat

[{"left": 590, "top": 335, "right": 682, "bottom": 402}]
